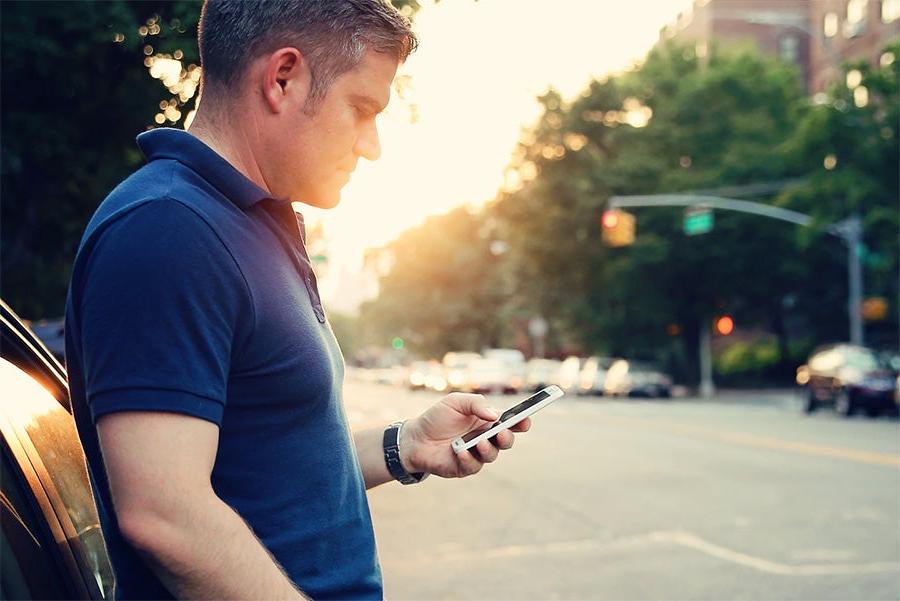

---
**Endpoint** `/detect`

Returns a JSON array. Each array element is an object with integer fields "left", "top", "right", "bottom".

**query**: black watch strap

[{"left": 383, "top": 421, "right": 428, "bottom": 485}]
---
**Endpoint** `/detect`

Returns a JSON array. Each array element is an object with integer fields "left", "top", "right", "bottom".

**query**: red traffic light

[
  {"left": 602, "top": 210, "right": 620, "bottom": 229},
  {"left": 715, "top": 316, "right": 734, "bottom": 335}
]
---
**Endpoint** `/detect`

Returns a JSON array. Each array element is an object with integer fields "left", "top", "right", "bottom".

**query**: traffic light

[
  {"left": 601, "top": 210, "right": 635, "bottom": 247},
  {"left": 391, "top": 337, "right": 405, "bottom": 350},
  {"left": 715, "top": 315, "right": 734, "bottom": 336}
]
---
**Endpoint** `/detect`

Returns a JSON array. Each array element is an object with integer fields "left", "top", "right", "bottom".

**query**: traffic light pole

[{"left": 608, "top": 194, "right": 865, "bottom": 396}]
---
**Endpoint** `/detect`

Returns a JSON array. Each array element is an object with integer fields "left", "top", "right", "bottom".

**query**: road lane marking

[
  {"left": 595, "top": 415, "right": 900, "bottom": 468},
  {"left": 383, "top": 530, "right": 900, "bottom": 576}
]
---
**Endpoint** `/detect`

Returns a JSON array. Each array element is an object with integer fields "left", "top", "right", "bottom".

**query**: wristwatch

[{"left": 383, "top": 421, "right": 429, "bottom": 485}]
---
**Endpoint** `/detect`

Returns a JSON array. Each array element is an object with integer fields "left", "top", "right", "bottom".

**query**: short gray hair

[{"left": 198, "top": 0, "right": 417, "bottom": 113}]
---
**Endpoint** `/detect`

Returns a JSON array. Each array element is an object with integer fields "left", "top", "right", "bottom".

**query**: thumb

[
  {"left": 449, "top": 393, "right": 500, "bottom": 422},
  {"left": 457, "top": 394, "right": 500, "bottom": 422}
]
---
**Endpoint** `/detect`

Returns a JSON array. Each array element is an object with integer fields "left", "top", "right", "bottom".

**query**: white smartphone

[{"left": 451, "top": 385, "right": 565, "bottom": 454}]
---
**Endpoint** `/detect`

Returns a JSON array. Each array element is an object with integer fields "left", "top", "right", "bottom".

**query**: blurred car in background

[
  {"left": 465, "top": 358, "right": 515, "bottom": 395},
  {"left": 525, "top": 358, "right": 562, "bottom": 391},
  {"left": 442, "top": 351, "right": 482, "bottom": 392},
  {"left": 578, "top": 356, "right": 615, "bottom": 396},
  {"left": 28, "top": 317, "right": 66, "bottom": 362},
  {"left": 557, "top": 356, "right": 585, "bottom": 393},
  {"left": 798, "top": 344, "right": 898, "bottom": 417},
  {"left": 603, "top": 359, "right": 672, "bottom": 398},
  {"left": 482, "top": 348, "right": 527, "bottom": 393},
  {"left": 1, "top": 300, "right": 113, "bottom": 599},
  {"left": 407, "top": 360, "right": 447, "bottom": 391}
]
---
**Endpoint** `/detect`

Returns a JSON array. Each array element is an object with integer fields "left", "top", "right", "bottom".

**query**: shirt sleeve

[{"left": 74, "top": 198, "right": 252, "bottom": 425}]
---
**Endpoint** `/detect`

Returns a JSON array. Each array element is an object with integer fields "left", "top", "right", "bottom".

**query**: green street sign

[{"left": 684, "top": 206, "right": 713, "bottom": 235}]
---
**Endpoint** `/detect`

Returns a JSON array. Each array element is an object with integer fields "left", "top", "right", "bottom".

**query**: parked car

[
  {"left": 482, "top": 348, "right": 527, "bottom": 393},
  {"left": 1, "top": 300, "right": 114, "bottom": 599},
  {"left": 577, "top": 356, "right": 615, "bottom": 396},
  {"left": 525, "top": 358, "right": 563, "bottom": 391},
  {"left": 407, "top": 360, "right": 447, "bottom": 392},
  {"left": 557, "top": 356, "right": 586, "bottom": 393},
  {"left": 441, "top": 351, "right": 482, "bottom": 392},
  {"left": 603, "top": 359, "right": 672, "bottom": 398},
  {"left": 798, "top": 344, "right": 898, "bottom": 417},
  {"left": 465, "top": 358, "right": 515, "bottom": 395}
]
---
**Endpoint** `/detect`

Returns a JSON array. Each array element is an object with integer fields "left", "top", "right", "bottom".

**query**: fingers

[
  {"left": 456, "top": 449, "right": 485, "bottom": 477},
  {"left": 475, "top": 437, "right": 500, "bottom": 463},
  {"left": 510, "top": 417, "right": 531, "bottom": 433},
  {"left": 443, "top": 393, "right": 499, "bottom": 423},
  {"left": 491, "top": 429, "right": 515, "bottom": 451}
]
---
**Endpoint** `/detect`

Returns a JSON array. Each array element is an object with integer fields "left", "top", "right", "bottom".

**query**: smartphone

[{"left": 451, "top": 385, "right": 565, "bottom": 453}]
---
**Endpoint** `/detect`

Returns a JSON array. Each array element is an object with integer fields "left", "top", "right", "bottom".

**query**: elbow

[{"left": 117, "top": 507, "right": 183, "bottom": 558}]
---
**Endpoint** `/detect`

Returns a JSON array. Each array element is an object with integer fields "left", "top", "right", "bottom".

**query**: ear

[{"left": 259, "top": 47, "right": 310, "bottom": 114}]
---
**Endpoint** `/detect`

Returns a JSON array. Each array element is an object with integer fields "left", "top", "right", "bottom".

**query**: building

[
  {"left": 809, "top": 0, "right": 900, "bottom": 94},
  {"left": 658, "top": 0, "right": 899, "bottom": 94}
]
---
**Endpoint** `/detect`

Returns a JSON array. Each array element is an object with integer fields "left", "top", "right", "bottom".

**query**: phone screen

[{"left": 461, "top": 389, "right": 551, "bottom": 442}]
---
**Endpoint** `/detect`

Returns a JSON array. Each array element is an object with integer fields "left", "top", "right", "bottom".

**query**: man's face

[{"left": 263, "top": 49, "right": 399, "bottom": 208}]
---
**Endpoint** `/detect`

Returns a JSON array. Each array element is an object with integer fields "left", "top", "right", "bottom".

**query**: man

[{"left": 64, "top": 1, "right": 531, "bottom": 599}]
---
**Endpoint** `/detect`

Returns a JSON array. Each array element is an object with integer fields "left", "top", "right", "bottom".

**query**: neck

[{"left": 188, "top": 102, "right": 272, "bottom": 194}]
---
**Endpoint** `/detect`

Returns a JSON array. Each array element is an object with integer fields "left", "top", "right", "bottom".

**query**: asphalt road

[{"left": 345, "top": 378, "right": 900, "bottom": 601}]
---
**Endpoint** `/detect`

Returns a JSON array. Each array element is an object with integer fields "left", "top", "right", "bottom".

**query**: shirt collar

[{"left": 136, "top": 128, "right": 290, "bottom": 211}]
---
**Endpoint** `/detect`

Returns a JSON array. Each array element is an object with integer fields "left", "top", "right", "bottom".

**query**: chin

[{"left": 299, "top": 189, "right": 342, "bottom": 210}]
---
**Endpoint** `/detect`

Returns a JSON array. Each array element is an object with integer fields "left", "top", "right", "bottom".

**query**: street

[{"left": 346, "top": 378, "right": 900, "bottom": 601}]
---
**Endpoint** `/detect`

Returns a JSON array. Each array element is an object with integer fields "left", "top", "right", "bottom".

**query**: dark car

[
  {"left": 603, "top": 359, "right": 672, "bottom": 398},
  {"left": 798, "top": 344, "right": 898, "bottom": 417},
  {"left": 1, "top": 300, "right": 114, "bottom": 599}
]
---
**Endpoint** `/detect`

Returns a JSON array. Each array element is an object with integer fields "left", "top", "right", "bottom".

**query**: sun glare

[{"left": 303, "top": 0, "right": 687, "bottom": 313}]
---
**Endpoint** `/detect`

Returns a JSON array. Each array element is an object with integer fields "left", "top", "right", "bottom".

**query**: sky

[{"left": 307, "top": 0, "right": 691, "bottom": 312}]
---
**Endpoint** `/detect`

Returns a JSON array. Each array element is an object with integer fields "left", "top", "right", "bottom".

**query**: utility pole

[{"left": 699, "top": 322, "right": 714, "bottom": 398}]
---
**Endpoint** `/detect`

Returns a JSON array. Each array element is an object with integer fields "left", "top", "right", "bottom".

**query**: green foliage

[
  {"left": 1, "top": 1, "right": 201, "bottom": 318},
  {"left": 359, "top": 207, "right": 510, "bottom": 358}
]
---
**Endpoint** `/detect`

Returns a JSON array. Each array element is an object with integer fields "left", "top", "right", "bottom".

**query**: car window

[
  {"left": 842, "top": 348, "right": 879, "bottom": 370},
  {"left": 0, "top": 358, "right": 113, "bottom": 599}
]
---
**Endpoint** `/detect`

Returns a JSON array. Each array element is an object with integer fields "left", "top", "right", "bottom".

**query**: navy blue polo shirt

[{"left": 64, "top": 128, "right": 381, "bottom": 600}]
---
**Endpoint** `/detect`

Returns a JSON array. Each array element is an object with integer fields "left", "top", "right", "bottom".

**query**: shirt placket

[{"left": 262, "top": 202, "right": 326, "bottom": 324}]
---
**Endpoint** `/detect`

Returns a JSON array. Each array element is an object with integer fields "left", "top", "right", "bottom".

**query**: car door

[{"left": 1, "top": 301, "right": 114, "bottom": 599}]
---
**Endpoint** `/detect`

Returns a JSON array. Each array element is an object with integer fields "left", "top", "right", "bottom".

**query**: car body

[
  {"left": 577, "top": 356, "right": 615, "bottom": 396},
  {"left": 799, "top": 344, "right": 898, "bottom": 417},
  {"left": 482, "top": 348, "right": 527, "bottom": 393},
  {"left": 1, "top": 300, "right": 113, "bottom": 599},
  {"left": 464, "top": 358, "right": 515, "bottom": 395},
  {"left": 603, "top": 359, "right": 672, "bottom": 398},
  {"left": 407, "top": 360, "right": 447, "bottom": 392},
  {"left": 557, "top": 356, "right": 586, "bottom": 393},
  {"left": 441, "top": 352, "right": 482, "bottom": 392},
  {"left": 525, "top": 358, "right": 563, "bottom": 391}
]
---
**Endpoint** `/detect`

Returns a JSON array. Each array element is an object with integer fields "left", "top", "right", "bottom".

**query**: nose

[{"left": 354, "top": 119, "right": 381, "bottom": 161}]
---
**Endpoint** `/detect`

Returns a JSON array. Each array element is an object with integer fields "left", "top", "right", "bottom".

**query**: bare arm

[{"left": 98, "top": 410, "right": 308, "bottom": 600}]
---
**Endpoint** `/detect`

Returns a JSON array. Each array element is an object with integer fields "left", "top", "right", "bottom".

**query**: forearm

[
  {"left": 122, "top": 493, "right": 308, "bottom": 600},
  {"left": 354, "top": 425, "right": 416, "bottom": 489}
]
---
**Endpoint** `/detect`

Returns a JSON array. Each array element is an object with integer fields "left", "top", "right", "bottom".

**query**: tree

[
  {"left": 494, "top": 44, "right": 818, "bottom": 382},
  {"left": 1, "top": 1, "right": 201, "bottom": 317},
  {"left": 359, "top": 206, "right": 510, "bottom": 358}
]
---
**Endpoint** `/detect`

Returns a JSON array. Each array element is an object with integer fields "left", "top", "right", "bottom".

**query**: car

[
  {"left": 1, "top": 300, "right": 114, "bottom": 599},
  {"left": 407, "top": 360, "right": 446, "bottom": 392},
  {"left": 557, "top": 356, "right": 586, "bottom": 393},
  {"left": 603, "top": 359, "right": 672, "bottom": 398},
  {"left": 441, "top": 351, "right": 482, "bottom": 392},
  {"left": 464, "top": 358, "right": 515, "bottom": 395},
  {"left": 482, "top": 348, "right": 527, "bottom": 393},
  {"left": 525, "top": 358, "right": 563, "bottom": 391},
  {"left": 577, "top": 356, "right": 615, "bottom": 396},
  {"left": 798, "top": 344, "right": 898, "bottom": 417}
]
